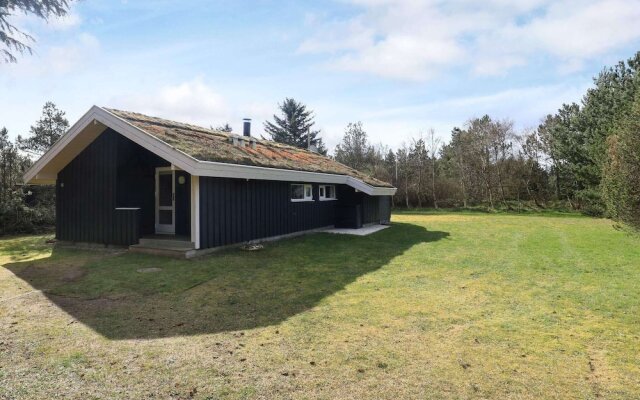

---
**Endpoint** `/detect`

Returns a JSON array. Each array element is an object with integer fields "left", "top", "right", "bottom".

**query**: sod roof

[{"left": 106, "top": 108, "right": 393, "bottom": 188}]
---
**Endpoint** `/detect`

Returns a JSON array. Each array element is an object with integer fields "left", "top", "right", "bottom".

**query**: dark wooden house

[{"left": 24, "top": 106, "right": 396, "bottom": 257}]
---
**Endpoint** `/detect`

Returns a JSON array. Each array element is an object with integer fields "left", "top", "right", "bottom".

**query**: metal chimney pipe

[{"left": 243, "top": 118, "right": 251, "bottom": 137}]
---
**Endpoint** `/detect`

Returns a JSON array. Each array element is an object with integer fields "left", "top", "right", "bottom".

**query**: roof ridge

[
  {"left": 103, "top": 107, "right": 320, "bottom": 153},
  {"left": 103, "top": 108, "right": 229, "bottom": 137}
]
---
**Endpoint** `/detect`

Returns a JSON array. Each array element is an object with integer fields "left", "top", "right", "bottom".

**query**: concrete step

[
  {"left": 138, "top": 238, "right": 195, "bottom": 249},
  {"left": 129, "top": 244, "right": 196, "bottom": 259}
]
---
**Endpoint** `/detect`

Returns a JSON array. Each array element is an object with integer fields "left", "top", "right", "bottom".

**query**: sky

[{"left": 1, "top": 0, "right": 640, "bottom": 152}]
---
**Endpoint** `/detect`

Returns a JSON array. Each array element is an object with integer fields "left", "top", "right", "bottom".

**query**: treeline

[
  {"left": 0, "top": 102, "right": 67, "bottom": 235},
  {"left": 2, "top": 52, "right": 639, "bottom": 235},
  {"left": 333, "top": 52, "right": 640, "bottom": 228},
  {"left": 334, "top": 117, "right": 549, "bottom": 210}
]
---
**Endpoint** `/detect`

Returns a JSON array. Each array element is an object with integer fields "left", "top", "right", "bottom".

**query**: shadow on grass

[{"left": 5, "top": 222, "right": 448, "bottom": 340}]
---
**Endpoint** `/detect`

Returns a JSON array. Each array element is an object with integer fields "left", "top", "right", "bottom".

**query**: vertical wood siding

[
  {"left": 199, "top": 178, "right": 336, "bottom": 249},
  {"left": 115, "top": 133, "right": 168, "bottom": 235},
  {"left": 174, "top": 171, "right": 191, "bottom": 236},
  {"left": 56, "top": 129, "right": 170, "bottom": 245},
  {"left": 56, "top": 130, "right": 118, "bottom": 244},
  {"left": 378, "top": 195, "right": 392, "bottom": 224},
  {"left": 56, "top": 128, "right": 392, "bottom": 248},
  {"left": 362, "top": 194, "right": 380, "bottom": 224},
  {"left": 112, "top": 209, "right": 141, "bottom": 246}
]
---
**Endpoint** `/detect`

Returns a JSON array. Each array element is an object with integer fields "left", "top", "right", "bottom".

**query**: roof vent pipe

[{"left": 243, "top": 118, "right": 251, "bottom": 137}]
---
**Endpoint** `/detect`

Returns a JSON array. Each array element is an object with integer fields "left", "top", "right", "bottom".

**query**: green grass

[{"left": 1, "top": 212, "right": 639, "bottom": 399}]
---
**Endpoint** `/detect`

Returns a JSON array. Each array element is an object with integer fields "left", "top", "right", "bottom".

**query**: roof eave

[{"left": 23, "top": 106, "right": 397, "bottom": 196}]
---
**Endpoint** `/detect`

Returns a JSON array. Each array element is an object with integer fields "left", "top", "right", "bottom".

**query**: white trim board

[
  {"left": 23, "top": 106, "right": 397, "bottom": 196},
  {"left": 190, "top": 176, "right": 200, "bottom": 249}
]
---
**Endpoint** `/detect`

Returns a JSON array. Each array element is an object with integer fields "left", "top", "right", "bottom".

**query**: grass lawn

[{"left": 1, "top": 212, "right": 639, "bottom": 399}]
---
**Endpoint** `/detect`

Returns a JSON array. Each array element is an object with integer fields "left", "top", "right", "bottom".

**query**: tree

[
  {"left": 409, "top": 136, "right": 428, "bottom": 208},
  {"left": 487, "top": 119, "right": 514, "bottom": 206},
  {"left": 0, "top": 126, "right": 45, "bottom": 234},
  {"left": 17, "top": 101, "right": 69, "bottom": 157},
  {"left": 334, "top": 122, "right": 375, "bottom": 171},
  {"left": 581, "top": 52, "right": 640, "bottom": 183},
  {"left": 518, "top": 130, "right": 549, "bottom": 206},
  {"left": 466, "top": 115, "right": 496, "bottom": 208},
  {"left": 1, "top": 0, "right": 72, "bottom": 63},
  {"left": 384, "top": 149, "right": 397, "bottom": 206},
  {"left": 535, "top": 52, "right": 640, "bottom": 213},
  {"left": 537, "top": 103, "right": 584, "bottom": 204},
  {"left": 396, "top": 144, "right": 411, "bottom": 208},
  {"left": 213, "top": 123, "right": 233, "bottom": 133},
  {"left": 0, "top": 127, "right": 22, "bottom": 199},
  {"left": 264, "top": 98, "right": 327, "bottom": 154},
  {"left": 442, "top": 127, "right": 471, "bottom": 207},
  {"left": 602, "top": 91, "right": 640, "bottom": 228},
  {"left": 426, "top": 129, "right": 441, "bottom": 209}
]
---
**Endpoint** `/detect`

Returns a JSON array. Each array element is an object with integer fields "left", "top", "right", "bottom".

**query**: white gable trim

[{"left": 23, "top": 106, "right": 397, "bottom": 196}]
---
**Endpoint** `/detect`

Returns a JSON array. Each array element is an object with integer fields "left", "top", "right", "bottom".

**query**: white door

[{"left": 155, "top": 168, "right": 175, "bottom": 234}]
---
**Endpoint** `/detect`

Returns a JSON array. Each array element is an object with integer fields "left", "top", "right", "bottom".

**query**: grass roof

[{"left": 106, "top": 108, "right": 392, "bottom": 188}]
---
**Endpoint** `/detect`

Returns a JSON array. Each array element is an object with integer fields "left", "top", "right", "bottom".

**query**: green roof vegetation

[{"left": 106, "top": 108, "right": 393, "bottom": 188}]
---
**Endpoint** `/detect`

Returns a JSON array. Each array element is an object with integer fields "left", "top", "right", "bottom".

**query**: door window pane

[
  {"left": 159, "top": 210, "right": 172, "bottom": 224},
  {"left": 159, "top": 173, "right": 172, "bottom": 206}
]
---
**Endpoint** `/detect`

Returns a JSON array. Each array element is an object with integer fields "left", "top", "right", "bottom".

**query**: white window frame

[
  {"left": 291, "top": 183, "right": 313, "bottom": 202},
  {"left": 319, "top": 184, "right": 337, "bottom": 201}
]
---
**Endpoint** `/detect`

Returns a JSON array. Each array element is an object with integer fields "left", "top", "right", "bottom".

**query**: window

[
  {"left": 291, "top": 183, "right": 313, "bottom": 202},
  {"left": 319, "top": 184, "right": 337, "bottom": 200}
]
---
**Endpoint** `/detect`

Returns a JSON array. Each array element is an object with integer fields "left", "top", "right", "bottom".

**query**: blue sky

[{"left": 2, "top": 0, "right": 640, "bottom": 152}]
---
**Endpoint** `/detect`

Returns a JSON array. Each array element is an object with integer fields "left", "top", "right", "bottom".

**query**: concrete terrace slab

[{"left": 324, "top": 224, "right": 390, "bottom": 236}]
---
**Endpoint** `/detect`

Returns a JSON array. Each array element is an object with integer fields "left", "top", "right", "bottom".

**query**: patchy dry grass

[{"left": 1, "top": 213, "right": 640, "bottom": 399}]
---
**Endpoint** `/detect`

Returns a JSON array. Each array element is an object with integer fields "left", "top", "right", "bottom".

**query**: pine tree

[
  {"left": 17, "top": 101, "right": 69, "bottom": 157},
  {"left": 263, "top": 98, "right": 327, "bottom": 154},
  {"left": 334, "top": 122, "right": 375, "bottom": 171},
  {"left": 212, "top": 123, "right": 233, "bottom": 133},
  {"left": 602, "top": 91, "right": 640, "bottom": 228},
  {"left": 1, "top": 0, "right": 72, "bottom": 63}
]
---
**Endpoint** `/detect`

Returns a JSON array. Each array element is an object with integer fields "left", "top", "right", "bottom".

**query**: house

[{"left": 23, "top": 106, "right": 396, "bottom": 257}]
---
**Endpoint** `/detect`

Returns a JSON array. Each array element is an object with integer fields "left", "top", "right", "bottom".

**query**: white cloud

[
  {"left": 111, "top": 79, "right": 231, "bottom": 128},
  {"left": 314, "top": 82, "right": 589, "bottom": 151},
  {"left": 47, "top": 33, "right": 100, "bottom": 73},
  {"left": 46, "top": 11, "right": 82, "bottom": 30},
  {"left": 2, "top": 32, "right": 101, "bottom": 76},
  {"left": 6, "top": 6, "right": 82, "bottom": 34},
  {"left": 300, "top": 0, "right": 640, "bottom": 80}
]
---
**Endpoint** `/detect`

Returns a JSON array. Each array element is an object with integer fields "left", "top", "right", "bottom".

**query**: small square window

[
  {"left": 291, "top": 184, "right": 313, "bottom": 202},
  {"left": 319, "top": 185, "right": 337, "bottom": 201}
]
